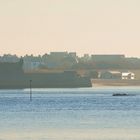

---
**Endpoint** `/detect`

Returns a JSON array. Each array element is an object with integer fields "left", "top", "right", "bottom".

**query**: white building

[
  {"left": 122, "top": 72, "right": 135, "bottom": 80},
  {"left": 100, "top": 71, "right": 135, "bottom": 80}
]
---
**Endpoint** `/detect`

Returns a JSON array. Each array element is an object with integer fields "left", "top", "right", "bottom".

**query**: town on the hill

[{"left": 0, "top": 52, "right": 140, "bottom": 80}]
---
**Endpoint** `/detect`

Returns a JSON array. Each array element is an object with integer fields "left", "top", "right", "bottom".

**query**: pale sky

[{"left": 0, "top": 0, "right": 140, "bottom": 57}]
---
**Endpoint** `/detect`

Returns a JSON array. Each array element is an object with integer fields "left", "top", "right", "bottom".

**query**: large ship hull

[
  {"left": 0, "top": 60, "right": 92, "bottom": 89},
  {"left": 0, "top": 73, "right": 92, "bottom": 89},
  {"left": 0, "top": 77, "right": 92, "bottom": 89}
]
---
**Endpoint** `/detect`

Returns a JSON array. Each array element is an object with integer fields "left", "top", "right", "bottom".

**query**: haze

[{"left": 0, "top": 0, "right": 140, "bottom": 57}]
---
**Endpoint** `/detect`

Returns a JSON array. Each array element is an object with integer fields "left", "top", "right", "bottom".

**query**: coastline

[{"left": 92, "top": 79, "right": 140, "bottom": 87}]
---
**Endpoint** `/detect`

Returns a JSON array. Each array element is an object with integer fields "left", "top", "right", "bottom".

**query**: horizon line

[{"left": 0, "top": 52, "right": 140, "bottom": 58}]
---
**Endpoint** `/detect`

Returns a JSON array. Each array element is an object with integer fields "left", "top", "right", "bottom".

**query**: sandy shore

[{"left": 92, "top": 79, "right": 140, "bottom": 87}]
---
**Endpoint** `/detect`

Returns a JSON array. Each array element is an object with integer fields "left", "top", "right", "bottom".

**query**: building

[
  {"left": 91, "top": 55, "right": 125, "bottom": 62},
  {"left": 80, "top": 54, "right": 91, "bottom": 62},
  {"left": 50, "top": 52, "right": 68, "bottom": 58},
  {"left": 0, "top": 54, "right": 19, "bottom": 62},
  {"left": 122, "top": 72, "right": 135, "bottom": 80},
  {"left": 100, "top": 71, "right": 122, "bottom": 79},
  {"left": 100, "top": 71, "right": 135, "bottom": 80},
  {"left": 45, "top": 52, "right": 78, "bottom": 69},
  {"left": 69, "top": 52, "right": 77, "bottom": 58},
  {"left": 23, "top": 61, "right": 43, "bottom": 71}
]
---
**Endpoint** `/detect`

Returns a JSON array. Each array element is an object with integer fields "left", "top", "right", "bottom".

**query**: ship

[{"left": 0, "top": 59, "right": 92, "bottom": 89}]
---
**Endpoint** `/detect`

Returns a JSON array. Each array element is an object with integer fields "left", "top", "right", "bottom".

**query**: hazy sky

[{"left": 0, "top": 0, "right": 140, "bottom": 56}]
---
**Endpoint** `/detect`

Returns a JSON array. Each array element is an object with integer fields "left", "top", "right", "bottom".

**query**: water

[{"left": 0, "top": 87, "right": 140, "bottom": 140}]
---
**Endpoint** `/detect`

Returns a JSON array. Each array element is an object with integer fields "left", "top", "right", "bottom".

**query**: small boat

[{"left": 112, "top": 93, "right": 128, "bottom": 96}]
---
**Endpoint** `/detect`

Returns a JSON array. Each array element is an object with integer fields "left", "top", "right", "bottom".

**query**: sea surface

[{"left": 0, "top": 87, "right": 140, "bottom": 140}]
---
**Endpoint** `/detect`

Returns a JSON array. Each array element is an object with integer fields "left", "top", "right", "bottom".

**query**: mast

[{"left": 29, "top": 80, "right": 32, "bottom": 101}]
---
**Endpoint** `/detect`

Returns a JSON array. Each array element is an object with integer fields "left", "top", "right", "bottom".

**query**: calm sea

[{"left": 0, "top": 87, "right": 140, "bottom": 140}]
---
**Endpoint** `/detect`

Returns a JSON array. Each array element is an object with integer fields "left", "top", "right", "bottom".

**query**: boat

[{"left": 112, "top": 93, "right": 128, "bottom": 96}]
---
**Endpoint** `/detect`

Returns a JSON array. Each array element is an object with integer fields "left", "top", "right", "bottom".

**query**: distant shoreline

[{"left": 92, "top": 79, "right": 140, "bottom": 87}]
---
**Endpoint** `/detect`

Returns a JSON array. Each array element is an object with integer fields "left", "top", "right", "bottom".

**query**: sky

[{"left": 0, "top": 0, "right": 140, "bottom": 57}]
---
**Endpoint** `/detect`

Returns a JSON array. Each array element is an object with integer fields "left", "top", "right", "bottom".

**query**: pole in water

[{"left": 29, "top": 80, "right": 32, "bottom": 101}]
